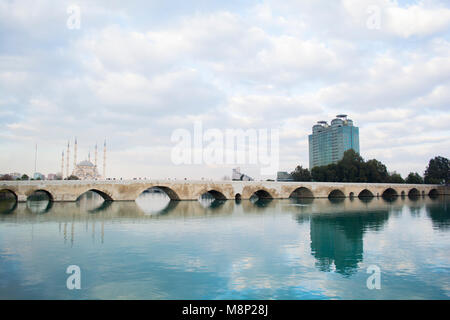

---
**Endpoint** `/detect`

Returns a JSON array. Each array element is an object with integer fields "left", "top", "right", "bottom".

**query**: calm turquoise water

[{"left": 0, "top": 192, "right": 449, "bottom": 300}]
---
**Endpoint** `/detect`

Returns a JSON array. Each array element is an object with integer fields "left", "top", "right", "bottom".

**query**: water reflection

[
  {"left": 0, "top": 192, "right": 450, "bottom": 277},
  {"left": 88, "top": 200, "right": 112, "bottom": 213},
  {"left": 359, "top": 196, "right": 373, "bottom": 204},
  {"left": 76, "top": 191, "right": 108, "bottom": 212},
  {"left": 0, "top": 190, "right": 17, "bottom": 215},
  {"left": 328, "top": 197, "right": 345, "bottom": 204},
  {"left": 26, "top": 190, "right": 53, "bottom": 214},
  {"left": 198, "top": 192, "right": 226, "bottom": 209},
  {"left": 310, "top": 210, "right": 389, "bottom": 276},
  {"left": 0, "top": 199, "right": 17, "bottom": 214},
  {"left": 409, "top": 204, "right": 422, "bottom": 217},
  {"left": 426, "top": 198, "right": 450, "bottom": 230},
  {"left": 2, "top": 194, "right": 447, "bottom": 222},
  {"left": 250, "top": 197, "right": 273, "bottom": 208},
  {"left": 382, "top": 195, "right": 399, "bottom": 203},
  {"left": 27, "top": 199, "right": 53, "bottom": 214},
  {"left": 136, "top": 189, "right": 173, "bottom": 215}
]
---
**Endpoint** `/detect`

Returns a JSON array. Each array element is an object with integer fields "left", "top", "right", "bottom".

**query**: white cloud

[
  {"left": 385, "top": 3, "right": 450, "bottom": 38},
  {"left": 0, "top": 0, "right": 449, "bottom": 179}
]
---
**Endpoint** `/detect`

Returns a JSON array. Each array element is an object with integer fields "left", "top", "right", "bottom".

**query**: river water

[{"left": 0, "top": 191, "right": 449, "bottom": 299}]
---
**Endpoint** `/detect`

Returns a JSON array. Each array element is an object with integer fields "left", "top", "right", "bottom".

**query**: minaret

[
  {"left": 95, "top": 143, "right": 98, "bottom": 168},
  {"left": 61, "top": 151, "right": 65, "bottom": 179},
  {"left": 88, "top": 149, "right": 91, "bottom": 162},
  {"left": 73, "top": 137, "right": 77, "bottom": 170},
  {"left": 34, "top": 144, "right": 37, "bottom": 176},
  {"left": 66, "top": 141, "right": 70, "bottom": 178},
  {"left": 103, "top": 139, "right": 106, "bottom": 179}
]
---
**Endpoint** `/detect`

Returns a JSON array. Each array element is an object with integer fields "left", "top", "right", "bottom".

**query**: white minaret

[
  {"left": 66, "top": 141, "right": 70, "bottom": 178},
  {"left": 34, "top": 144, "right": 37, "bottom": 176},
  {"left": 73, "top": 137, "right": 77, "bottom": 170},
  {"left": 103, "top": 139, "right": 106, "bottom": 179},
  {"left": 95, "top": 143, "right": 98, "bottom": 168},
  {"left": 61, "top": 151, "right": 65, "bottom": 179}
]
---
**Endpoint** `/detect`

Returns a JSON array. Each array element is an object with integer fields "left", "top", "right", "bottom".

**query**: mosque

[{"left": 61, "top": 139, "right": 106, "bottom": 180}]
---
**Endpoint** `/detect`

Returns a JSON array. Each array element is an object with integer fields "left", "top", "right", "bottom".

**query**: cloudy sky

[{"left": 1, "top": 0, "right": 449, "bottom": 180}]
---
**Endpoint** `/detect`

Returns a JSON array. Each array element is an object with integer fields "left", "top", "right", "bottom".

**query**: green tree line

[{"left": 290, "top": 150, "right": 449, "bottom": 184}]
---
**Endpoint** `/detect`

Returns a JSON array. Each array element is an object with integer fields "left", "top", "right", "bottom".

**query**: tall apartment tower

[{"left": 308, "top": 114, "right": 359, "bottom": 169}]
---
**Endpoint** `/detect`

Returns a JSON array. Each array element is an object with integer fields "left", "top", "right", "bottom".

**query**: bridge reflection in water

[{"left": 1, "top": 191, "right": 448, "bottom": 277}]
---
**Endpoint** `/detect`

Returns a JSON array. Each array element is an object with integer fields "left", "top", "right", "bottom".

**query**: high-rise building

[{"left": 308, "top": 114, "right": 359, "bottom": 169}]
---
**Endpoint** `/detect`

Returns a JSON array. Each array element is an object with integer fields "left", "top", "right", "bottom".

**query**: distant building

[
  {"left": 277, "top": 171, "right": 293, "bottom": 182},
  {"left": 33, "top": 172, "right": 45, "bottom": 180},
  {"left": 9, "top": 172, "right": 21, "bottom": 180},
  {"left": 72, "top": 160, "right": 101, "bottom": 180},
  {"left": 47, "top": 173, "right": 58, "bottom": 180},
  {"left": 232, "top": 168, "right": 253, "bottom": 181},
  {"left": 308, "top": 114, "right": 360, "bottom": 169}
]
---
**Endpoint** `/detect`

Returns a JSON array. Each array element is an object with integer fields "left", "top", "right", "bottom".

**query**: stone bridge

[{"left": 0, "top": 180, "right": 448, "bottom": 202}]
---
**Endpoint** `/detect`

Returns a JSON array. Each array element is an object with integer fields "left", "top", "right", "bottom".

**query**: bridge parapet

[{"left": 0, "top": 180, "right": 447, "bottom": 202}]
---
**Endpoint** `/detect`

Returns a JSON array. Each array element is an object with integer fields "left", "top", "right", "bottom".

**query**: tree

[
  {"left": 405, "top": 172, "right": 423, "bottom": 184},
  {"left": 0, "top": 174, "right": 13, "bottom": 181},
  {"left": 388, "top": 171, "right": 404, "bottom": 184},
  {"left": 325, "top": 163, "right": 339, "bottom": 182},
  {"left": 65, "top": 175, "right": 80, "bottom": 180},
  {"left": 21, "top": 174, "right": 29, "bottom": 181},
  {"left": 290, "top": 166, "right": 312, "bottom": 181},
  {"left": 424, "top": 156, "right": 449, "bottom": 184},
  {"left": 311, "top": 165, "right": 326, "bottom": 182},
  {"left": 365, "top": 159, "right": 389, "bottom": 183},
  {"left": 337, "top": 149, "right": 366, "bottom": 182}
]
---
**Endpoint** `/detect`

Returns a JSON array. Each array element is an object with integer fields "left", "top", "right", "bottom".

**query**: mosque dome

[
  {"left": 73, "top": 159, "right": 99, "bottom": 180},
  {"left": 78, "top": 160, "right": 95, "bottom": 167}
]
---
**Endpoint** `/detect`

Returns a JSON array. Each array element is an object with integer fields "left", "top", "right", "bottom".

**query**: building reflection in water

[{"left": 309, "top": 210, "right": 389, "bottom": 276}]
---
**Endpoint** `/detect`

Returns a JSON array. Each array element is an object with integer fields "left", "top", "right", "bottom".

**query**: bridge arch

[
  {"left": 429, "top": 189, "right": 439, "bottom": 198},
  {"left": 408, "top": 188, "right": 420, "bottom": 198},
  {"left": 138, "top": 186, "right": 180, "bottom": 201},
  {"left": 328, "top": 189, "right": 345, "bottom": 198},
  {"left": 27, "top": 189, "right": 54, "bottom": 202},
  {"left": 289, "top": 187, "right": 314, "bottom": 198},
  {"left": 26, "top": 190, "right": 53, "bottom": 214},
  {"left": 199, "top": 189, "right": 227, "bottom": 200},
  {"left": 77, "top": 189, "right": 113, "bottom": 202},
  {"left": 251, "top": 189, "right": 273, "bottom": 200},
  {"left": 0, "top": 189, "right": 18, "bottom": 214},
  {"left": 235, "top": 193, "right": 242, "bottom": 201},
  {"left": 0, "top": 189, "right": 18, "bottom": 202},
  {"left": 382, "top": 188, "right": 398, "bottom": 198},
  {"left": 358, "top": 189, "right": 374, "bottom": 198}
]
